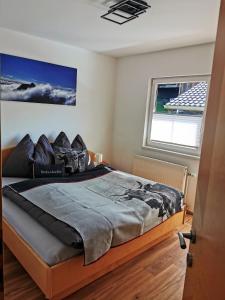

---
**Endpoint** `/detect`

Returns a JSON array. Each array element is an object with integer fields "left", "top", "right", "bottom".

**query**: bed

[{"left": 2, "top": 147, "right": 185, "bottom": 299}]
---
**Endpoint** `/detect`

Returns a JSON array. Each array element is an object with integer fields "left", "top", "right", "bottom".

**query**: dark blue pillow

[
  {"left": 53, "top": 132, "right": 71, "bottom": 149},
  {"left": 3, "top": 134, "right": 35, "bottom": 178},
  {"left": 34, "top": 135, "right": 55, "bottom": 166},
  {"left": 33, "top": 163, "right": 65, "bottom": 178}
]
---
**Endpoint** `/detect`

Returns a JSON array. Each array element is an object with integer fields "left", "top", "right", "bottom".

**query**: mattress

[{"left": 3, "top": 177, "right": 82, "bottom": 266}]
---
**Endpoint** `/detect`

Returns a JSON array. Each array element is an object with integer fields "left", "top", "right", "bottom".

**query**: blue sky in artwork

[{"left": 1, "top": 54, "right": 77, "bottom": 90}]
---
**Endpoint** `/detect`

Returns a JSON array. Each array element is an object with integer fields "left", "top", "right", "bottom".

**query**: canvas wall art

[{"left": 0, "top": 54, "right": 77, "bottom": 106}]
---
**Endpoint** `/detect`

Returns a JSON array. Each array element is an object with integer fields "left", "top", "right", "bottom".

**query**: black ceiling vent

[{"left": 101, "top": 0, "right": 151, "bottom": 25}]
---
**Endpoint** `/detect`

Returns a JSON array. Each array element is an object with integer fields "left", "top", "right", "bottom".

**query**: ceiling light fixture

[{"left": 101, "top": 0, "right": 151, "bottom": 25}]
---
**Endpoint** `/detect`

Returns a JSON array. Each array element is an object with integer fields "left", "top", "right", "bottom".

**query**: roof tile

[{"left": 165, "top": 82, "right": 208, "bottom": 109}]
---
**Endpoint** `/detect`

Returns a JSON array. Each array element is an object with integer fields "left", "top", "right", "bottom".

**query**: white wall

[
  {"left": 0, "top": 28, "right": 116, "bottom": 162},
  {"left": 0, "top": 28, "right": 214, "bottom": 210},
  {"left": 112, "top": 43, "right": 215, "bottom": 211}
]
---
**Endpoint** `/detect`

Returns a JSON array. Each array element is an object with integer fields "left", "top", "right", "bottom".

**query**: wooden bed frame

[{"left": 2, "top": 147, "right": 185, "bottom": 299}]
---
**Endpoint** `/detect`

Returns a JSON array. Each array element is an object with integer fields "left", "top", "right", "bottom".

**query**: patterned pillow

[
  {"left": 77, "top": 151, "right": 87, "bottom": 172},
  {"left": 53, "top": 146, "right": 79, "bottom": 174},
  {"left": 71, "top": 134, "right": 86, "bottom": 151},
  {"left": 72, "top": 135, "right": 94, "bottom": 171},
  {"left": 52, "top": 133, "right": 93, "bottom": 174}
]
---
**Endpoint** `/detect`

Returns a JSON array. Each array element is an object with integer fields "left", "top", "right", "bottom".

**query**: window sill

[{"left": 142, "top": 145, "right": 201, "bottom": 160}]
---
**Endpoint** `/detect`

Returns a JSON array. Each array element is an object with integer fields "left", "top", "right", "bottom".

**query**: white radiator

[{"left": 132, "top": 155, "right": 188, "bottom": 195}]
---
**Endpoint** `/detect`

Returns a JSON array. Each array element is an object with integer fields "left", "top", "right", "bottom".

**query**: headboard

[
  {"left": 1, "top": 147, "right": 96, "bottom": 165},
  {"left": 2, "top": 147, "right": 14, "bottom": 165}
]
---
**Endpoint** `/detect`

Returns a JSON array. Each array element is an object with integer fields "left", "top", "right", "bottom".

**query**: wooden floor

[{"left": 3, "top": 215, "right": 192, "bottom": 300}]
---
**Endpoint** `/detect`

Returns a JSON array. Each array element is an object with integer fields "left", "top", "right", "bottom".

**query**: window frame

[{"left": 143, "top": 75, "right": 211, "bottom": 159}]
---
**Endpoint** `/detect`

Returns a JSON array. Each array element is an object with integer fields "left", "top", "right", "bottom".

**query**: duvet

[{"left": 3, "top": 165, "right": 183, "bottom": 265}]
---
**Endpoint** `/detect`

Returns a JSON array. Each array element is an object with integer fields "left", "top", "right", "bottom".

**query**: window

[{"left": 144, "top": 75, "right": 210, "bottom": 157}]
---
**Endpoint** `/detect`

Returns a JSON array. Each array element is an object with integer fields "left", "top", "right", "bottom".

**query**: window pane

[
  {"left": 149, "top": 80, "right": 208, "bottom": 149},
  {"left": 151, "top": 114, "right": 203, "bottom": 147}
]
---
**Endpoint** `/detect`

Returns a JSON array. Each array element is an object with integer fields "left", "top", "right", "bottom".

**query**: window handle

[{"left": 177, "top": 230, "right": 196, "bottom": 249}]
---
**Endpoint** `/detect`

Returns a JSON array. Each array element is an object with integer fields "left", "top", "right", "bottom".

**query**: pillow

[
  {"left": 3, "top": 134, "right": 35, "bottom": 178},
  {"left": 33, "top": 163, "right": 65, "bottom": 178},
  {"left": 53, "top": 131, "right": 71, "bottom": 149},
  {"left": 71, "top": 134, "right": 87, "bottom": 151},
  {"left": 34, "top": 135, "right": 55, "bottom": 166},
  {"left": 77, "top": 151, "right": 87, "bottom": 172},
  {"left": 54, "top": 147, "right": 79, "bottom": 174},
  {"left": 71, "top": 135, "right": 94, "bottom": 170}
]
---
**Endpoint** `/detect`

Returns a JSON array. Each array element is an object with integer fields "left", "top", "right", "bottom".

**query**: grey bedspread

[{"left": 3, "top": 167, "right": 183, "bottom": 265}]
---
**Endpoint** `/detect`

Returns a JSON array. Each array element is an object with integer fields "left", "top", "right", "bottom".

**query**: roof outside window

[{"left": 164, "top": 82, "right": 208, "bottom": 112}]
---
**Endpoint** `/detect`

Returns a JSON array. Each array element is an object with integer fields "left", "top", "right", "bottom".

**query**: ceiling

[{"left": 0, "top": 0, "right": 221, "bottom": 57}]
